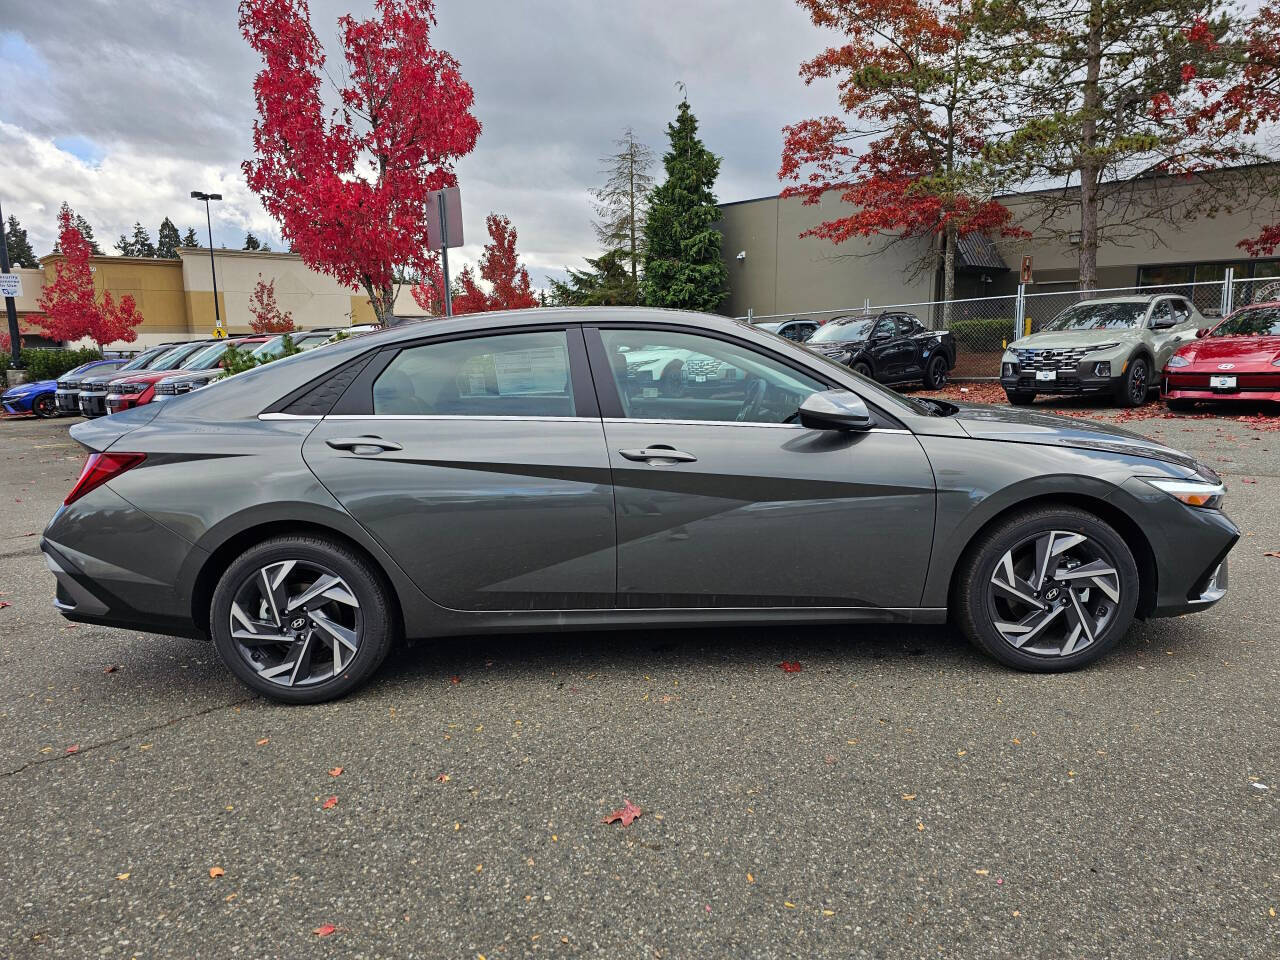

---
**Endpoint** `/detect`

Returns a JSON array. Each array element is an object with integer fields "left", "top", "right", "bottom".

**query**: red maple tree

[
  {"left": 239, "top": 0, "right": 481, "bottom": 325},
  {"left": 412, "top": 213, "right": 539, "bottom": 315},
  {"left": 247, "top": 274, "right": 295, "bottom": 332},
  {"left": 35, "top": 206, "right": 142, "bottom": 348},
  {"left": 779, "top": 0, "right": 1023, "bottom": 309}
]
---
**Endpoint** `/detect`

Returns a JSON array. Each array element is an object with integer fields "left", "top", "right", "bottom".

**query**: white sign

[
  {"left": 425, "top": 186, "right": 463, "bottom": 250},
  {"left": 0, "top": 274, "right": 22, "bottom": 299}
]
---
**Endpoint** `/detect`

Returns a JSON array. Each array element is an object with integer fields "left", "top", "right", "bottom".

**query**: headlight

[
  {"left": 1144, "top": 477, "right": 1225, "bottom": 509},
  {"left": 110, "top": 382, "right": 146, "bottom": 395},
  {"left": 1084, "top": 342, "right": 1121, "bottom": 353},
  {"left": 1166, "top": 355, "right": 1192, "bottom": 368},
  {"left": 1001, "top": 351, "right": 1017, "bottom": 364},
  {"left": 1272, "top": 354, "right": 1280, "bottom": 367}
]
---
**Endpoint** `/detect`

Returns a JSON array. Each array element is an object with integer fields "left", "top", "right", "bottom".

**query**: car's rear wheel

[
  {"left": 955, "top": 506, "right": 1139, "bottom": 671},
  {"left": 1166, "top": 398, "right": 1197, "bottom": 412},
  {"left": 851, "top": 361, "right": 873, "bottom": 378},
  {"left": 1117, "top": 357, "right": 1150, "bottom": 407},
  {"left": 922, "top": 354, "right": 949, "bottom": 389},
  {"left": 210, "top": 535, "right": 395, "bottom": 704},
  {"left": 1005, "top": 390, "right": 1036, "bottom": 406},
  {"left": 33, "top": 394, "right": 58, "bottom": 418}
]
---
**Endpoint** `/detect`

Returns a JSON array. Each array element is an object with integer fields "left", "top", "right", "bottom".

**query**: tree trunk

[
  {"left": 364, "top": 280, "right": 396, "bottom": 326},
  {"left": 1078, "top": 0, "right": 1103, "bottom": 293},
  {"left": 942, "top": 224, "right": 956, "bottom": 327}
]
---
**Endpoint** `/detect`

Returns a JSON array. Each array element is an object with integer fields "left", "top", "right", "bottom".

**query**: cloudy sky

[{"left": 0, "top": 0, "right": 837, "bottom": 289}]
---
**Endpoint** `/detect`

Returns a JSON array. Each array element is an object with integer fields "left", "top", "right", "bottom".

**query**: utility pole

[
  {"left": 438, "top": 190, "right": 453, "bottom": 317},
  {"left": 0, "top": 197, "right": 21, "bottom": 369},
  {"left": 190, "top": 191, "right": 223, "bottom": 332}
]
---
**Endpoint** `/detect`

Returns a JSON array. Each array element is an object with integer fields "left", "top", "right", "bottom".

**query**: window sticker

[{"left": 493, "top": 346, "right": 569, "bottom": 395}]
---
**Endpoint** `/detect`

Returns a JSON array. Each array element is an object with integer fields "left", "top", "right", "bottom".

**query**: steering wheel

[{"left": 735, "top": 378, "right": 767, "bottom": 422}]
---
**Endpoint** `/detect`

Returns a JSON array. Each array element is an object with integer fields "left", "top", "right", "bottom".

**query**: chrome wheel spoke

[
  {"left": 1062, "top": 589, "right": 1098, "bottom": 656},
  {"left": 286, "top": 574, "right": 343, "bottom": 613},
  {"left": 992, "top": 550, "right": 1047, "bottom": 609},
  {"left": 995, "top": 603, "right": 1066, "bottom": 648}
]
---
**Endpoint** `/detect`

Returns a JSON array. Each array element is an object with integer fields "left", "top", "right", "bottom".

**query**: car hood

[
  {"left": 1172, "top": 335, "right": 1280, "bottom": 368},
  {"left": 107, "top": 370, "right": 189, "bottom": 386},
  {"left": 806, "top": 336, "right": 867, "bottom": 350},
  {"left": 4, "top": 379, "right": 56, "bottom": 396},
  {"left": 1009, "top": 329, "right": 1139, "bottom": 350},
  {"left": 948, "top": 402, "right": 1205, "bottom": 474}
]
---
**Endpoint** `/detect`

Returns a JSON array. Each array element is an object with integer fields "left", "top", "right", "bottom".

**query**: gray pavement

[{"left": 0, "top": 408, "right": 1276, "bottom": 959}]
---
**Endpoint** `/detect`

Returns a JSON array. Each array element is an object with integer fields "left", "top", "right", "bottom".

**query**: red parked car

[
  {"left": 105, "top": 337, "right": 271, "bottom": 414},
  {"left": 1162, "top": 302, "right": 1280, "bottom": 410}
]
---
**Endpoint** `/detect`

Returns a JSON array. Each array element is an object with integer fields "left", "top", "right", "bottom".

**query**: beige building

[
  {"left": 11, "top": 248, "right": 378, "bottom": 350},
  {"left": 717, "top": 166, "right": 1280, "bottom": 318}
]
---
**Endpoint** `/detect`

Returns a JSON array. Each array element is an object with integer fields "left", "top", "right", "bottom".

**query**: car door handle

[
  {"left": 326, "top": 436, "right": 403, "bottom": 453},
  {"left": 618, "top": 446, "right": 698, "bottom": 464}
]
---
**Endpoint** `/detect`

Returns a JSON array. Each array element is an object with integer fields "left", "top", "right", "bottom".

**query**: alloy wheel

[
  {"left": 986, "top": 529, "right": 1122, "bottom": 658},
  {"left": 228, "top": 559, "right": 362, "bottom": 687},
  {"left": 1128, "top": 360, "right": 1148, "bottom": 403}
]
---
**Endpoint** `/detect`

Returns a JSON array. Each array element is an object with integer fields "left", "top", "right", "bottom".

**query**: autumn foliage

[
  {"left": 35, "top": 206, "right": 142, "bottom": 348},
  {"left": 412, "top": 214, "right": 539, "bottom": 316},
  {"left": 247, "top": 274, "right": 295, "bottom": 333},
  {"left": 239, "top": 0, "right": 480, "bottom": 324}
]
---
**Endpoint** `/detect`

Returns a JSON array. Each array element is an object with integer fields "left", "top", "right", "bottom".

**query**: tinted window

[
  {"left": 897, "top": 315, "right": 925, "bottom": 335},
  {"left": 597, "top": 328, "right": 825, "bottom": 425},
  {"left": 1170, "top": 300, "right": 1192, "bottom": 324},
  {"left": 808, "top": 316, "right": 874, "bottom": 343},
  {"left": 871, "top": 318, "right": 896, "bottom": 339},
  {"left": 1046, "top": 302, "right": 1146, "bottom": 331},
  {"left": 1148, "top": 301, "right": 1173, "bottom": 327},
  {"left": 374, "top": 330, "right": 575, "bottom": 417},
  {"left": 1212, "top": 307, "right": 1280, "bottom": 337}
]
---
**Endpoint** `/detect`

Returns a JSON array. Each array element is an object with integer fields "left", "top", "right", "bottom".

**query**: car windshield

[
  {"left": 148, "top": 344, "right": 199, "bottom": 369},
  {"left": 1045, "top": 302, "right": 1147, "bottom": 331},
  {"left": 184, "top": 343, "right": 231, "bottom": 370},
  {"left": 1212, "top": 307, "right": 1280, "bottom": 337},
  {"left": 118, "top": 350, "right": 163, "bottom": 372},
  {"left": 808, "top": 317, "right": 874, "bottom": 343}
]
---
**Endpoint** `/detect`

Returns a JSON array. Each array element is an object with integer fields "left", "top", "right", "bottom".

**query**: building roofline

[{"left": 37, "top": 248, "right": 302, "bottom": 266}]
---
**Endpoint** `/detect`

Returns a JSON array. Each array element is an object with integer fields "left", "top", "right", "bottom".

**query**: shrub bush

[
  {"left": 19, "top": 347, "right": 103, "bottom": 381},
  {"left": 948, "top": 317, "right": 1018, "bottom": 353}
]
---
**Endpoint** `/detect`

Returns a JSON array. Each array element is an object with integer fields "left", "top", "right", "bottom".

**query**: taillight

[{"left": 64, "top": 452, "right": 146, "bottom": 505}]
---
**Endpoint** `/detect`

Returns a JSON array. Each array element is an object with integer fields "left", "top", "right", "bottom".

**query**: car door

[
  {"left": 865, "top": 316, "right": 906, "bottom": 379},
  {"left": 1146, "top": 298, "right": 1187, "bottom": 369},
  {"left": 895, "top": 315, "right": 929, "bottom": 378},
  {"left": 302, "top": 326, "right": 616, "bottom": 611},
  {"left": 585, "top": 325, "right": 937, "bottom": 609}
]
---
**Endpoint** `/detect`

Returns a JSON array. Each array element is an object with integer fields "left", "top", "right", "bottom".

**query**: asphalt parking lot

[{"left": 0, "top": 403, "right": 1277, "bottom": 959}]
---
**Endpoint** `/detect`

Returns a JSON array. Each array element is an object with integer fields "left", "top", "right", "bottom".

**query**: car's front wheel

[
  {"left": 955, "top": 506, "right": 1139, "bottom": 672},
  {"left": 33, "top": 394, "right": 58, "bottom": 418},
  {"left": 851, "top": 360, "right": 873, "bottom": 378},
  {"left": 210, "top": 535, "right": 396, "bottom": 704},
  {"left": 922, "top": 354, "right": 949, "bottom": 389},
  {"left": 1117, "top": 356, "right": 1150, "bottom": 407}
]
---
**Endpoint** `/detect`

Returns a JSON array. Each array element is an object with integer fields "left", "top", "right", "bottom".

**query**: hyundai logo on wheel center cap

[{"left": 290, "top": 616, "right": 307, "bottom": 631}]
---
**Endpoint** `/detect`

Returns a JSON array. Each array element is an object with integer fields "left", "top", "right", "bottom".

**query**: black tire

[
  {"left": 33, "top": 394, "right": 58, "bottom": 418},
  {"left": 922, "top": 354, "right": 949, "bottom": 389},
  {"left": 1165, "top": 398, "right": 1197, "bottom": 412},
  {"left": 1005, "top": 390, "right": 1036, "bottom": 406},
  {"left": 210, "top": 535, "right": 396, "bottom": 704},
  {"left": 851, "top": 361, "right": 873, "bottom": 379},
  {"left": 1116, "top": 356, "right": 1150, "bottom": 407},
  {"left": 955, "top": 505, "right": 1139, "bottom": 672}
]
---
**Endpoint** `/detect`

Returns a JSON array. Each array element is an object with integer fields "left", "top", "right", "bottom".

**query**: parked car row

[{"left": 4, "top": 328, "right": 347, "bottom": 420}]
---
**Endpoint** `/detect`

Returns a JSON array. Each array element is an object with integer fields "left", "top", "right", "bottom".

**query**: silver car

[{"left": 1001, "top": 295, "right": 1209, "bottom": 406}]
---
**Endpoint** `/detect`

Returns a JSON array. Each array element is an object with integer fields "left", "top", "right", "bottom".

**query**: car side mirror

[
  {"left": 1195, "top": 327, "right": 1209, "bottom": 338},
  {"left": 798, "top": 390, "right": 873, "bottom": 431},
  {"left": 1151, "top": 316, "right": 1176, "bottom": 329}
]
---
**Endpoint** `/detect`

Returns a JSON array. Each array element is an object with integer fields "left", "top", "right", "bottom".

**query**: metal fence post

[
  {"left": 1014, "top": 283, "right": 1026, "bottom": 342},
  {"left": 1221, "top": 267, "right": 1234, "bottom": 317}
]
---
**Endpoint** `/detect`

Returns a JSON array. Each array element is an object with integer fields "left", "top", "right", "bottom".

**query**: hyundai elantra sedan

[{"left": 42, "top": 308, "right": 1237, "bottom": 704}]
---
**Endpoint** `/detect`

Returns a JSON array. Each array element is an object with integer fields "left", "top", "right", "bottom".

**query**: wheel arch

[{"left": 944, "top": 492, "right": 1158, "bottom": 619}]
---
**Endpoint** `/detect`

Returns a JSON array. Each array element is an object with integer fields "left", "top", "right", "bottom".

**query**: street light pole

[
  {"left": 190, "top": 191, "right": 223, "bottom": 332},
  {"left": 0, "top": 197, "right": 21, "bottom": 368}
]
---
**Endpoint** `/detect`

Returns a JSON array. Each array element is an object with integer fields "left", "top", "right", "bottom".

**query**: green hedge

[
  {"left": 948, "top": 317, "right": 1018, "bottom": 352},
  {"left": 15, "top": 348, "right": 104, "bottom": 381}
]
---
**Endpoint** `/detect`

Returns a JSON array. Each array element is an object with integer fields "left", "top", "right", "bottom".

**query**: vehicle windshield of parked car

[
  {"left": 807, "top": 316, "right": 875, "bottom": 343},
  {"left": 118, "top": 349, "right": 165, "bottom": 372},
  {"left": 185, "top": 343, "right": 233, "bottom": 370},
  {"left": 147, "top": 344, "right": 200, "bottom": 369},
  {"left": 252, "top": 333, "right": 327, "bottom": 358},
  {"left": 1212, "top": 307, "right": 1280, "bottom": 337},
  {"left": 1045, "top": 302, "right": 1147, "bottom": 331}
]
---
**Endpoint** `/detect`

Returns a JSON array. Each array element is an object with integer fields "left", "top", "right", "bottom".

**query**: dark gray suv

[{"left": 42, "top": 308, "right": 1237, "bottom": 703}]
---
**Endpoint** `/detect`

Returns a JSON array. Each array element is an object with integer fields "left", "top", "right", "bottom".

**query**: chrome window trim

[
  {"left": 276, "top": 411, "right": 911, "bottom": 434},
  {"left": 322, "top": 414, "right": 598, "bottom": 423}
]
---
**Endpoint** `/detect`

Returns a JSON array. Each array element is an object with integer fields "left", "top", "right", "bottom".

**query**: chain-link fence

[{"left": 739, "top": 274, "right": 1278, "bottom": 379}]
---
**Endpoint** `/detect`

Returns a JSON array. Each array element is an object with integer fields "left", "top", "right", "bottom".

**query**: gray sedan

[{"left": 41, "top": 309, "right": 1237, "bottom": 703}]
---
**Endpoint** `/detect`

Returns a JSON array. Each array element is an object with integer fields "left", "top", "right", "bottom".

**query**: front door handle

[
  {"left": 326, "top": 436, "right": 403, "bottom": 453},
  {"left": 618, "top": 445, "right": 698, "bottom": 464}
]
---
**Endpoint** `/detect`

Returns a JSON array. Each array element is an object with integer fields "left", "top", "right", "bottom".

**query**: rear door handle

[
  {"left": 326, "top": 436, "right": 403, "bottom": 453},
  {"left": 618, "top": 445, "right": 697, "bottom": 464}
]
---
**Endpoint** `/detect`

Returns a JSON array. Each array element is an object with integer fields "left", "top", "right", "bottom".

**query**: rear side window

[
  {"left": 373, "top": 330, "right": 576, "bottom": 417},
  {"left": 898, "top": 315, "right": 925, "bottom": 335}
]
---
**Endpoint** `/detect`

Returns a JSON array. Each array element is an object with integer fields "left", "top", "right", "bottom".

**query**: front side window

[
  {"left": 597, "top": 328, "right": 826, "bottom": 425},
  {"left": 898, "top": 316, "right": 925, "bottom": 336},
  {"left": 373, "top": 330, "right": 575, "bottom": 417},
  {"left": 1170, "top": 300, "right": 1192, "bottom": 325},
  {"left": 1148, "top": 301, "right": 1173, "bottom": 327},
  {"left": 871, "top": 318, "right": 896, "bottom": 339}
]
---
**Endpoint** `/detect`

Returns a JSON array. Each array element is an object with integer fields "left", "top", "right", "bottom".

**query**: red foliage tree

[
  {"left": 247, "top": 274, "right": 295, "bottom": 332},
  {"left": 412, "top": 213, "right": 539, "bottom": 315},
  {"left": 779, "top": 0, "right": 1023, "bottom": 312},
  {"left": 35, "top": 206, "right": 142, "bottom": 348},
  {"left": 239, "top": 0, "right": 481, "bottom": 325}
]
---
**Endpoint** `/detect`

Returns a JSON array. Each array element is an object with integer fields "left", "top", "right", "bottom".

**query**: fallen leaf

[
  {"left": 784, "top": 901, "right": 796, "bottom": 909},
  {"left": 313, "top": 924, "right": 336, "bottom": 937},
  {"left": 450, "top": 676, "right": 461, "bottom": 684},
  {"left": 138, "top": 743, "right": 153, "bottom": 751},
  {"left": 823, "top": 755, "right": 837, "bottom": 765},
  {"left": 901, "top": 794, "right": 916, "bottom": 801},
  {"left": 1265, "top": 551, "right": 1280, "bottom": 559},
  {"left": 65, "top": 744, "right": 79, "bottom": 754},
  {"left": 256, "top": 738, "right": 269, "bottom": 746},
  {"left": 777, "top": 661, "right": 803, "bottom": 673},
  {"left": 917, "top": 823, "right": 925, "bottom": 831},
  {"left": 435, "top": 773, "right": 451, "bottom": 783},
  {"left": 116, "top": 872, "right": 130, "bottom": 881},
  {"left": 328, "top": 767, "right": 343, "bottom": 777},
  {"left": 0, "top": 602, "right": 9, "bottom": 610},
  {"left": 602, "top": 799, "right": 643, "bottom": 827},
  {"left": 209, "top": 866, "right": 225, "bottom": 878},
  {"left": 225, "top": 892, "right": 238, "bottom": 902},
  {"left": 322, "top": 796, "right": 338, "bottom": 809},
  {"left": 103, "top": 665, "right": 119, "bottom": 674},
  {"left": 822, "top": 909, "right": 835, "bottom": 916},
  {"left": 747, "top": 873, "right": 755, "bottom": 883},
  {"left": 974, "top": 869, "right": 989, "bottom": 876}
]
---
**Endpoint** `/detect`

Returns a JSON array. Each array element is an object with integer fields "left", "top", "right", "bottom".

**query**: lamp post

[
  {"left": 0, "top": 197, "right": 21, "bottom": 368},
  {"left": 190, "top": 191, "right": 223, "bottom": 333}
]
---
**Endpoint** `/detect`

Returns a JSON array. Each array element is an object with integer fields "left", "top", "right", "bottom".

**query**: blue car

[{"left": 2, "top": 377, "right": 59, "bottom": 418}]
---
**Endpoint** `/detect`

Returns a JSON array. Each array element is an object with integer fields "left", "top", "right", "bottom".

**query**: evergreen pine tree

[
  {"left": 56, "top": 202, "right": 103, "bottom": 255},
  {"left": 547, "top": 250, "right": 639, "bottom": 306},
  {"left": 243, "top": 231, "right": 261, "bottom": 251},
  {"left": 156, "top": 217, "right": 182, "bottom": 259},
  {"left": 641, "top": 95, "right": 727, "bottom": 312},
  {"left": 181, "top": 227, "right": 201, "bottom": 248},
  {"left": 3, "top": 215, "right": 38, "bottom": 267},
  {"left": 129, "top": 221, "right": 157, "bottom": 258},
  {"left": 116, "top": 234, "right": 137, "bottom": 257},
  {"left": 593, "top": 128, "right": 654, "bottom": 289}
]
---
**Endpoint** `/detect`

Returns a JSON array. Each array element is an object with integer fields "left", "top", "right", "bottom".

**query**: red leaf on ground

[
  {"left": 328, "top": 767, "right": 343, "bottom": 777},
  {"left": 313, "top": 923, "right": 337, "bottom": 937},
  {"left": 1265, "top": 551, "right": 1280, "bottom": 559},
  {"left": 322, "top": 795, "right": 338, "bottom": 809},
  {"left": 65, "top": 744, "right": 79, "bottom": 754},
  {"left": 1242, "top": 478, "right": 1257, "bottom": 484},
  {"left": 0, "top": 601, "right": 10, "bottom": 609},
  {"left": 104, "top": 665, "right": 119, "bottom": 674},
  {"left": 450, "top": 676, "right": 461, "bottom": 684},
  {"left": 602, "top": 799, "right": 643, "bottom": 827},
  {"left": 777, "top": 661, "right": 803, "bottom": 673}
]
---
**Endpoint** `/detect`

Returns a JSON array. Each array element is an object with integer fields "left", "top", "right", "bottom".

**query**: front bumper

[
  {"left": 1163, "top": 371, "right": 1280, "bottom": 403},
  {"left": 2, "top": 395, "right": 32, "bottom": 415},
  {"left": 55, "top": 389, "right": 80, "bottom": 413},
  {"left": 1000, "top": 371, "right": 1121, "bottom": 396},
  {"left": 106, "top": 394, "right": 145, "bottom": 414},
  {"left": 78, "top": 390, "right": 108, "bottom": 417}
]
